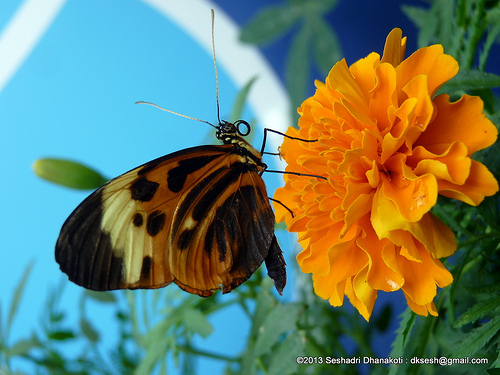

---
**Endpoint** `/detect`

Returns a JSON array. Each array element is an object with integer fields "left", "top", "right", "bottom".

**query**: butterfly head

[{"left": 216, "top": 120, "right": 251, "bottom": 145}]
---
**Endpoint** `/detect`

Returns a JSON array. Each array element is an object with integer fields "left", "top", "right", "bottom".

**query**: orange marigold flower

[{"left": 274, "top": 28, "right": 499, "bottom": 321}]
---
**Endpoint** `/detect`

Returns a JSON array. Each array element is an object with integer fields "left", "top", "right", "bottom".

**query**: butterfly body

[{"left": 56, "top": 120, "right": 286, "bottom": 296}]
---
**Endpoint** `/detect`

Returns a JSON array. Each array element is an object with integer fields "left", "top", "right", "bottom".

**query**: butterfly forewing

[{"left": 55, "top": 143, "right": 286, "bottom": 296}]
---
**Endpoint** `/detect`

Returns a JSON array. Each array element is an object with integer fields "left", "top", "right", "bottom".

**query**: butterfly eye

[{"left": 234, "top": 120, "right": 251, "bottom": 137}]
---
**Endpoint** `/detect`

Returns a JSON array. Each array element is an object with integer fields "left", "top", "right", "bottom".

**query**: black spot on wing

[
  {"left": 204, "top": 221, "right": 215, "bottom": 257},
  {"left": 178, "top": 228, "right": 197, "bottom": 250},
  {"left": 130, "top": 178, "right": 159, "bottom": 202},
  {"left": 167, "top": 153, "right": 223, "bottom": 193},
  {"left": 214, "top": 209, "right": 229, "bottom": 262},
  {"left": 147, "top": 210, "right": 166, "bottom": 237},
  {"left": 141, "top": 256, "right": 152, "bottom": 280},
  {"left": 133, "top": 213, "right": 143, "bottom": 227}
]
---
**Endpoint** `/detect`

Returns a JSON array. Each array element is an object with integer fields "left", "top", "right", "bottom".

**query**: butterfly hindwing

[{"left": 55, "top": 143, "right": 286, "bottom": 296}]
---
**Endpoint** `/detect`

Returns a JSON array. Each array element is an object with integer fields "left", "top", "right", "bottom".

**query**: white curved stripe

[
  {"left": 140, "top": 0, "right": 292, "bottom": 152},
  {"left": 0, "top": 0, "right": 67, "bottom": 93}
]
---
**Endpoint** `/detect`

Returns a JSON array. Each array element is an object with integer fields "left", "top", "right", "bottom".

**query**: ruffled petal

[{"left": 416, "top": 94, "right": 498, "bottom": 156}]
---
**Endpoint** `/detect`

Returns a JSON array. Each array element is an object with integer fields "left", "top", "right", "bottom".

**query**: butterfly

[{"left": 55, "top": 116, "right": 287, "bottom": 296}]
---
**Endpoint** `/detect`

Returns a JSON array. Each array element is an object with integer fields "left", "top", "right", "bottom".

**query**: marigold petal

[
  {"left": 373, "top": 185, "right": 457, "bottom": 258},
  {"left": 297, "top": 228, "right": 332, "bottom": 275},
  {"left": 313, "top": 273, "right": 346, "bottom": 306},
  {"left": 325, "top": 231, "right": 366, "bottom": 276},
  {"left": 411, "top": 142, "right": 471, "bottom": 184},
  {"left": 398, "top": 245, "right": 453, "bottom": 306},
  {"left": 370, "top": 62, "right": 397, "bottom": 132},
  {"left": 415, "top": 94, "right": 498, "bottom": 156},
  {"left": 396, "top": 45, "right": 459, "bottom": 96},
  {"left": 357, "top": 231, "right": 404, "bottom": 292},
  {"left": 366, "top": 161, "right": 381, "bottom": 188},
  {"left": 374, "top": 164, "right": 438, "bottom": 223},
  {"left": 439, "top": 159, "right": 499, "bottom": 205},
  {"left": 381, "top": 28, "right": 407, "bottom": 67},
  {"left": 404, "top": 295, "right": 438, "bottom": 317},
  {"left": 346, "top": 272, "right": 377, "bottom": 321},
  {"left": 401, "top": 74, "right": 434, "bottom": 145},
  {"left": 318, "top": 194, "right": 340, "bottom": 212},
  {"left": 288, "top": 215, "right": 311, "bottom": 232},
  {"left": 273, "top": 186, "right": 294, "bottom": 223},
  {"left": 327, "top": 59, "right": 370, "bottom": 114},
  {"left": 343, "top": 193, "right": 373, "bottom": 235},
  {"left": 343, "top": 181, "right": 374, "bottom": 211},
  {"left": 349, "top": 52, "right": 380, "bottom": 96},
  {"left": 381, "top": 98, "right": 418, "bottom": 162},
  {"left": 397, "top": 235, "right": 422, "bottom": 261}
]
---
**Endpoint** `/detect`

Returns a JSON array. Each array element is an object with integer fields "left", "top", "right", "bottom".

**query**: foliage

[
  {"left": 240, "top": 0, "right": 343, "bottom": 123},
  {"left": 4, "top": 0, "right": 500, "bottom": 374}
]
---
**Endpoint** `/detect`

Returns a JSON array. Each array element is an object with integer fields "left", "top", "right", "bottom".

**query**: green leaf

[
  {"left": 466, "top": 282, "right": 500, "bottom": 297},
  {"left": 452, "top": 315, "right": 500, "bottom": 358},
  {"left": 438, "top": 70, "right": 500, "bottom": 95},
  {"left": 80, "top": 316, "right": 100, "bottom": 343},
  {"left": 249, "top": 289, "right": 275, "bottom": 339},
  {"left": 267, "top": 331, "right": 304, "bottom": 375},
  {"left": 84, "top": 290, "right": 117, "bottom": 303},
  {"left": 8, "top": 336, "right": 41, "bottom": 357},
  {"left": 403, "top": 0, "right": 456, "bottom": 50},
  {"left": 388, "top": 309, "right": 415, "bottom": 375},
  {"left": 241, "top": 290, "right": 276, "bottom": 375},
  {"left": 479, "top": 11, "right": 500, "bottom": 70},
  {"left": 5, "top": 262, "right": 34, "bottom": 341},
  {"left": 135, "top": 320, "right": 173, "bottom": 375},
  {"left": 286, "top": 22, "right": 312, "bottom": 122},
  {"left": 391, "top": 308, "right": 415, "bottom": 354},
  {"left": 254, "top": 303, "right": 301, "bottom": 356},
  {"left": 311, "top": 17, "right": 342, "bottom": 75},
  {"left": 240, "top": 5, "right": 301, "bottom": 45},
  {"left": 182, "top": 307, "right": 213, "bottom": 338},
  {"left": 49, "top": 330, "right": 75, "bottom": 341},
  {"left": 490, "top": 349, "right": 500, "bottom": 370},
  {"left": 230, "top": 76, "right": 258, "bottom": 123},
  {"left": 401, "top": 5, "right": 437, "bottom": 48},
  {"left": 454, "top": 295, "right": 500, "bottom": 328},
  {"left": 33, "top": 158, "right": 108, "bottom": 190}
]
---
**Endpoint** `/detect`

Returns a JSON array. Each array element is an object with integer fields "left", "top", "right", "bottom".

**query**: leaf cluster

[
  {"left": 405, "top": 0, "right": 500, "bottom": 112},
  {"left": 1, "top": 262, "right": 395, "bottom": 375},
  {"left": 240, "top": 0, "right": 343, "bottom": 124}
]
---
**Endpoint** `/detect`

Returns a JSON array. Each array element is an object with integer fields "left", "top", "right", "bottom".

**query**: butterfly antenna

[
  {"left": 211, "top": 9, "right": 221, "bottom": 125},
  {"left": 135, "top": 101, "right": 217, "bottom": 129}
]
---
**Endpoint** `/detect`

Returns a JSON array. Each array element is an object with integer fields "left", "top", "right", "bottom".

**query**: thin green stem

[
  {"left": 176, "top": 343, "right": 239, "bottom": 363},
  {"left": 456, "top": 232, "right": 500, "bottom": 250}
]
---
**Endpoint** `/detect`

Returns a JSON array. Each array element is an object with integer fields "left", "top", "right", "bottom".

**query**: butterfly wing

[{"left": 55, "top": 144, "right": 286, "bottom": 295}]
